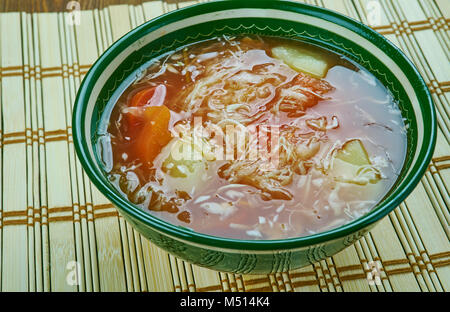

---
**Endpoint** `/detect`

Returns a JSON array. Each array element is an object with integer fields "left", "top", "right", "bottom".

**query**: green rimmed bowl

[{"left": 73, "top": 0, "right": 436, "bottom": 274}]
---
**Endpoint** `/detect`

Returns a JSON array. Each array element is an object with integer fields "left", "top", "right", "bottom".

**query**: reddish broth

[{"left": 98, "top": 36, "right": 407, "bottom": 239}]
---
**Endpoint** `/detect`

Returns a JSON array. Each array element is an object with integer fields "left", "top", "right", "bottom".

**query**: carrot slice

[{"left": 134, "top": 105, "right": 172, "bottom": 163}]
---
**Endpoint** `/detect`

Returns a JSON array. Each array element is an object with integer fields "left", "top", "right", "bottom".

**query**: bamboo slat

[
  {"left": 1, "top": 12, "right": 28, "bottom": 292},
  {"left": 0, "top": 0, "right": 448, "bottom": 292},
  {"left": 24, "top": 12, "right": 39, "bottom": 292}
]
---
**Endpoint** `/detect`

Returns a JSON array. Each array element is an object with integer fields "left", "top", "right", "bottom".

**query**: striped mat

[{"left": 0, "top": 0, "right": 449, "bottom": 292}]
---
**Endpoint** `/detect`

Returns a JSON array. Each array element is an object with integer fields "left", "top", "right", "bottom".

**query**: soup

[{"left": 97, "top": 35, "right": 407, "bottom": 240}]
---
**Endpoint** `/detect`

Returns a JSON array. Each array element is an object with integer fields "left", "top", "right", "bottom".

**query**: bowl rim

[{"left": 73, "top": 0, "right": 436, "bottom": 251}]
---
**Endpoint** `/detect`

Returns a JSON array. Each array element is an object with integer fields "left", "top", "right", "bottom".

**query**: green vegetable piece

[
  {"left": 335, "top": 139, "right": 371, "bottom": 166},
  {"left": 162, "top": 139, "right": 204, "bottom": 177},
  {"left": 160, "top": 138, "right": 208, "bottom": 195},
  {"left": 272, "top": 45, "right": 329, "bottom": 78},
  {"left": 331, "top": 139, "right": 381, "bottom": 185}
]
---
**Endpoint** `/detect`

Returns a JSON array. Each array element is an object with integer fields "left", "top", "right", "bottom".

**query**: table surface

[
  {"left": 1, "top": 0, "right": 152, "bottom": 12},
  {"left": 0, "top": 0, "right": 449, "bottom": 292}
]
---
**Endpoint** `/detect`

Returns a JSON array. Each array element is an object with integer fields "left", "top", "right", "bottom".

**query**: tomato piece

[
  {"left": 132, "top": 87, "right": 156, "bottom": 107},
  {"left": 127, "top": 85, "right": 166, "bottom": 128},
  {"left": 134, "top": 105, "right": 172, "bottom": 164}
]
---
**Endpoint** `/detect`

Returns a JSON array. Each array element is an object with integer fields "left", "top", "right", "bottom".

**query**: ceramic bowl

[{"left": 73, "top": 0, "right": 436, "bottom": 274}]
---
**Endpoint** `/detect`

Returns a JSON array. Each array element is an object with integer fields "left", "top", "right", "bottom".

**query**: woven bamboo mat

[{"left": 0, "top": 0, "right": 448, "bottom": 292}]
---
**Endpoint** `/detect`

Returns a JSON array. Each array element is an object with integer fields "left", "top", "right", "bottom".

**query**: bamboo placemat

[{"left": 0, "top": 0, "right": 448, "bottom": 292}]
